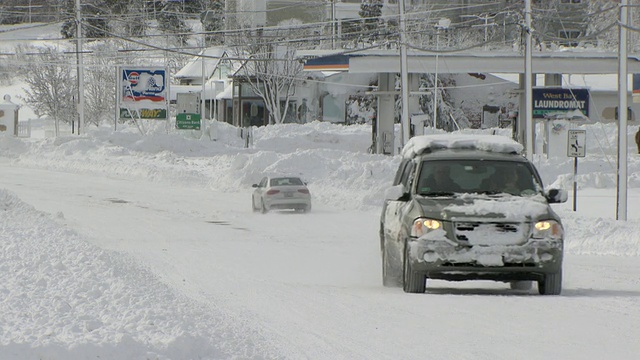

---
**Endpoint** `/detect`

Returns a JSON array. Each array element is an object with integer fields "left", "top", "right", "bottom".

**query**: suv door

[{"left": 382, "top": 159, "right": 415, "bottom": 247}]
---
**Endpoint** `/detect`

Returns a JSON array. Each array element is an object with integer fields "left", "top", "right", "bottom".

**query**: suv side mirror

[
  {"left": 384, "top": 184, "right": 407, "bottom": 201},
  {"left": 545, "top": 188, "right": 568, "bottom": 204}
]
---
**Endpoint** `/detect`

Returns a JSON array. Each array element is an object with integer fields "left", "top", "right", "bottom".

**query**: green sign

[{"left": 176, "top": 113, "right": 201, "bottom": 130}]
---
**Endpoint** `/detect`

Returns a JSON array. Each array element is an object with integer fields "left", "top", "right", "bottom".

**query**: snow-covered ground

[{"left": 1, "top": 120, "right": 640, "bottom": 359}]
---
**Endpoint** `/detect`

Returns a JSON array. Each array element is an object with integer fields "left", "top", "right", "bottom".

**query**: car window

[
  {"left": 270, "top": 177, "right": 304, "bottom": 187},
  {"left": 393, "top": 159, "right": 410, "bottom": 186},
  {"left": 287, "top": 177, "right": 304, "bottom": 185},
  {"left": 259, "top": 177, "right": 268, "bottom": 187},
  {"left": 400, "top": 161, "right": 415, "bottom": 190},
  {"left": 417, "top": 160, "right": 542, "bottom": 195}
]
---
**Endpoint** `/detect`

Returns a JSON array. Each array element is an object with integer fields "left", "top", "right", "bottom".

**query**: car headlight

[
  {"left": 411, "top": 217, "right": 442, "bottom": 237},
  {"left": 532, "top": 220, "right": 563, "bottom": 240}
]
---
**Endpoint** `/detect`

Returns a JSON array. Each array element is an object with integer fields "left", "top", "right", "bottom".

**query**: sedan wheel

[{"left": 260, "top": 200, "right": 268, "bottom": 214}]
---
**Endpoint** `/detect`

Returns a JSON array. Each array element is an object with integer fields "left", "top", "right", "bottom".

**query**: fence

[{"left": 17, "top": 120, "right": 31, "bottom": 138}]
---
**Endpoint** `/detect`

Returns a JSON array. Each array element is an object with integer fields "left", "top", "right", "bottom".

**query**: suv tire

[
  {"left": 538, "top": 271, "right": 562, "bottom": 295},
  {"left": 382, "top": 239, "right": 402, "bottom": 287},
  {"left": 402, "top": 241, "right": 426, "bottom": 293}
]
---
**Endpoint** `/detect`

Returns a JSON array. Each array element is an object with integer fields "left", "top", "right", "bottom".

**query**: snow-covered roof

[
  {"left": 169, "top": 84, "right": 219, "bottom": 101},
  {"left": 401, "top": 134, "right": 524, "bottom": 159},
  {"left": 174, "top": 47, "right": 226, "bottom": 79},
  {"left": 491, "top": 73, "right": 632, "bottom": 92}
]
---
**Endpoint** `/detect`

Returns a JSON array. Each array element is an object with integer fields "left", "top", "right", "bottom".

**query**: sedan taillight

[
  {"left": 266, "top": 189, "right": 280, "bottom": 195},
  {"left": 297, "top": 189, "right": 310, "bottom": 194}
]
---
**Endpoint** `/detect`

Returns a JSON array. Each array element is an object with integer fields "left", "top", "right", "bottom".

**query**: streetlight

[{"left": 432, "top": 18, "right": 450, "bottom": 130}]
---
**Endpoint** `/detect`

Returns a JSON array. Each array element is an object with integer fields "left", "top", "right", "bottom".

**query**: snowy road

[{"left": 2, "top": 161, "right": 640, "bottom": 359}]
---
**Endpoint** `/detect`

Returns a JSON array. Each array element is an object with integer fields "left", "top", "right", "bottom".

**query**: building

[
  {"left": 225, "top": 0, "right": 325, "bottom": 28},
  {"left": 173, "top": 47, "right": 240, "bottom": 124}
]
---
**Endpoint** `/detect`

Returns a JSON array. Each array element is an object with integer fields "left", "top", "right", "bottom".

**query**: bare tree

[
  {"left": 84, "top": 42, "right": 118, "bottom": 127},
  {"left": 231, "top": 23, "right": 303, "bottom": 125},
  {"left": 584, "top": 0, "right": 619, "bottom": 51},
  {"left": 16, "top": 45, "right": 76, "bottom": 134}
]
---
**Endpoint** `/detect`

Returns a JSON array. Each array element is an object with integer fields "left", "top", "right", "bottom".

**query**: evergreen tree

[
  {"left": 60, "top": 0, "right": 111, "bottom": 40},
  {"left": 157, "top": 1, "right": 191, "bottom": 46},
  {"left": 358, "top": 0, "right": 383, "bottom": 46},
  {"left": 110, "top": 0, "right": 149, "bottom": 37},
  {"left": 200, "top": 0, "right": 225, "bottom": 46}
]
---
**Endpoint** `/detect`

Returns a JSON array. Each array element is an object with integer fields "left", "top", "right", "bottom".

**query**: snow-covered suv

[{"left": 380, "top": 134, "right": 568, "bottom": 295}]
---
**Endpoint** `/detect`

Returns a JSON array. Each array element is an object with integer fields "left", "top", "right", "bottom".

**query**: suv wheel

[
  {"left": 538, "top": 271, "right": 562, "bottom": 295},
  {"left": 382, "top": 238, "right": 402, "bottom": 287},
  {"left": 402, "top": 241, "right": 426, "bottom": 293}
]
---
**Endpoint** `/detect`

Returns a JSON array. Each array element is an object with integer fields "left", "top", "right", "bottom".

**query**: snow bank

[{"left": 0, "top": 189, "right": 276, "bottom": 359}]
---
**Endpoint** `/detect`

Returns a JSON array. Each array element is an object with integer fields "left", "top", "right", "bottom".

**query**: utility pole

[
  {"left": 201, "top": 51, "right": 206, "bottom": 126},
  {"left": 433, "top": 27, "right": 440, "bottom": 129},
  {"left": 524, "top": 0, "right": 533, "bottom": 160},
  {"left": 617, "top": 0, "right": 628, "bottom": 221},
  {"left": 399, "top": 0, "right": 410, "bottom": 147},
  {"left": 331, "top": 0, "right": 336, "bottom": 50},
  {"left": 75, "top": 0, "right": 84, "bottom": 135},
  {"left": 432, "top": 18, "right": 450, "bottom": 130}
]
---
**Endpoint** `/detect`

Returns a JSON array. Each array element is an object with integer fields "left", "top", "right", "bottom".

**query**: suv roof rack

[{"left": 401, "top": 134, "right": 524, "bottom": 159}]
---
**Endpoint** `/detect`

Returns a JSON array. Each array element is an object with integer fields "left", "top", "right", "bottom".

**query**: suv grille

[{"left": 454, "top": 222, "right": 527, "bottom": 245}]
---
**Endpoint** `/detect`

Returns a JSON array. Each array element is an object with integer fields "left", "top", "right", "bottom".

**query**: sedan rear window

[{"left": 270, "top": 177, "right": 304, "bottom": 186}]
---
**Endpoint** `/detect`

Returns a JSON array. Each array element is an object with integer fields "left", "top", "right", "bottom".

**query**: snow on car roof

[{"left": 401, "top": 134, "right": 524, "bottom": 159}]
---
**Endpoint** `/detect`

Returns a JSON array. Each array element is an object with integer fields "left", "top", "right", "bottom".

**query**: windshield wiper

[
  {"left": 477, "top": 190, "right": 502, "bottom": 195},
  {"left": 420, "top": 191, "right": 456, "bottom": 197}
]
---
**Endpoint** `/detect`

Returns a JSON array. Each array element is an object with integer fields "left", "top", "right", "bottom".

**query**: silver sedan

[{"left": 252, "top": 176, "right": 312, "bottom": 213}]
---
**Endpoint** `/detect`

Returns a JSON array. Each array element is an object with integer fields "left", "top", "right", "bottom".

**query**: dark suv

[{"left": 380, "top": 134, "right": 567, "bottom": 295}]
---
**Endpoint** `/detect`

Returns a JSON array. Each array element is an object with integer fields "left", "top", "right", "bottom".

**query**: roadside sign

[
  {"left": 533, "top": 88, "right": 589, "bottom": 119},
  {"left": 176, "top": 113, "right": 201, "bottom": 130},
  {"left": 567, "top": 129, "right": 586, "bottom": 212},
  {"left": 567, "top": 129, "right": 586, "bottom": 157},
  {"left": 634, "top": 74, "right": 640, "bottom": 103}
]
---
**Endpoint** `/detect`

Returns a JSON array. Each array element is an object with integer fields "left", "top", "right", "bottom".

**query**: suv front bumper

[{"left": 408, "top": 238, "right": 563, "bottom": 281}]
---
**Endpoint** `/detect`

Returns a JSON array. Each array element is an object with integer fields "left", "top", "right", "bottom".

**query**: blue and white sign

[
  {"left": 533, "top": 88, "right": 589, "bottom": 119},
  {"left": 118, "top": 66, "right": 169, "bottom": 120}
]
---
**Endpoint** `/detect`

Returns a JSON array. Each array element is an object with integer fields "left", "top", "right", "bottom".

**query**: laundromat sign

[{"left": 533, "top": 88, "right": 589, "bottom": 119}]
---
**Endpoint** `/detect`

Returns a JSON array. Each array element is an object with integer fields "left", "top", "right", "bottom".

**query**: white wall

[{"left": 590, "top": 92, "right": 639, "bottom": 124}]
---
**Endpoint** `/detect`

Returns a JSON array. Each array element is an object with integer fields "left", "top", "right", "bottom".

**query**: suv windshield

[{"left": 416, "top": 160, "right": 541, "bottom": 196}]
